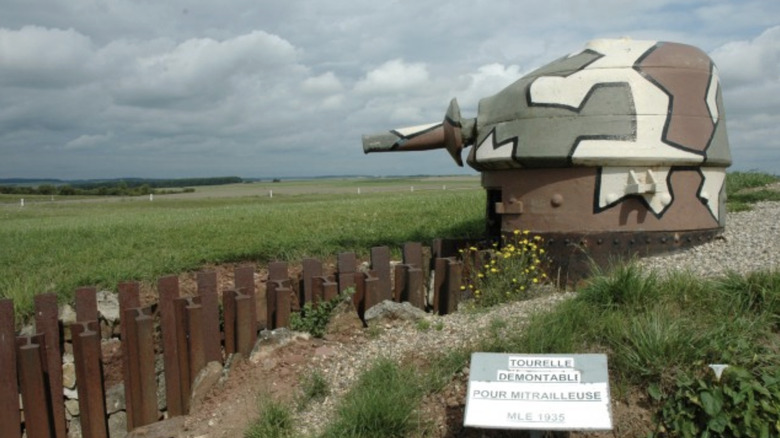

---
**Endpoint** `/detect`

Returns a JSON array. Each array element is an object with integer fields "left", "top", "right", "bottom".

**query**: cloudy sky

[{"left": 1, "top": 0, "right": 778, "bottom": 179}]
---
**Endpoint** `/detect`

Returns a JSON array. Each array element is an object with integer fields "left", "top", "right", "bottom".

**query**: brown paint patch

[
  {"left": 638, "top": 43, "right": 716, "bottom": 153},
  {"left": 483, "top": 167, "right": 719, "bottom": 233}
]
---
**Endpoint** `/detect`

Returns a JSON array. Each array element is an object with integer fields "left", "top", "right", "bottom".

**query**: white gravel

[{"left": 638, "top": 201, "right": 780, "bottom": 277}]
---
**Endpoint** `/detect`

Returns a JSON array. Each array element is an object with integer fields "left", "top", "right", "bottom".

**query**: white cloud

[
  {"left": 64, "top": 132, "right": 114, "bottom": 150},
  {"left": 0, "top": 26, "right": 94, "bottom": 87},
  {"left": 111, "top": 30, "right": 300, "bottom": 108},
  {"left": 711, "top": 26, "right": 780, "bottom": 88},
  {"left": 302, "top": 72, "right": 343, "bottom": 94},
  {"left": 354, "top": 59, "right": 431, "bottom": 95}
]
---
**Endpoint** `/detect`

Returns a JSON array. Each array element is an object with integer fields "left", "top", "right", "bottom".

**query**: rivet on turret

[{"left": 551, "top": 194, "right": 564, "bottom": 207}]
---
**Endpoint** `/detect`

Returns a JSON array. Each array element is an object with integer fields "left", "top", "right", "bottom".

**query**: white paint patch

[
  {"left": 475, "top": 132, "right": 514, "bottom": 162},
  {"left": 699, "top": 168, "right": 726, "bottom": 221},
  {"left": 529, "top": 39, "right": 704, "bottom": 167},
  {"left": 598, "top": 167, "right": 671, "bottom": 215},
  {"left": 393, "top": 122, "right": 441, "bottom": 137},
  {"left": 706, "top": 67, "right": 721, "bottom": 124}
]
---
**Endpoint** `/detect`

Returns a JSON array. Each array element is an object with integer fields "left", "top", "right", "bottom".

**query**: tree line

[{"left": 0, "top": 176, "right": 242, "bottom": 196}]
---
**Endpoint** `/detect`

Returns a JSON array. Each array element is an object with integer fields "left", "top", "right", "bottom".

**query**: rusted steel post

[
  {"left": 197, "top": 270, "right": 222, "bottom": 364},
  {"left": 123, "top": 307, "right": 157, "bottom": 429},
  {"left": 301, "top": 258, "right": 322, "bottom": 306},
  {"left": 0, "top": 299, "right": 22, "bottom": 438},
  {"left": 268, "top": 262, "right": 288, "bottom": 282},
  {"left": 71, "top": 321, "right": 108, "bottom": 438},
  {"left": 433, "top": 258, "right": 462, "bottom": 315},
  {"left": 274, "top": 284, "right": 292, "bottom": 328},
  {"left": 234, "top": 292, "right": 254, "bottom": 356},
  {"left": 186, "top": 298, "right": 206, "bottom": 382},
  {"left": 266, "top": 280, "right": 279, "bottom": 330},
  {"left": 117, "top": 281, "right": 140, "bottom": 431},
  {"left": 222, "top": 290, "right": 237, "bottom": 355},
  {"left": 268, "top": 262, "right": 289, "bottom": 329},
  {"left": 74, "top": 286, "right": 98, "bottom": 322},
  {"left": 445, "top": 259, "right": 463, "bottom": 314},
  {"left": 311, "top": 276, "right": 325, "bottom": 305},
  {"left": 234, "top": 265, "right": 257, "bottom": 338},
  {"left": 322, "top": 276, "right": 338, "bottom": 302},
  {"left": 403, "top": 242, "right": 424, "bottom": 270},
  {"left": 393, "top": 264, "right": 405, "bottom": 302},
  {"left": 16, "top": 334, "right": 54, "bottom": 438},
  {"left": 172, "top": 298, "right": 192, "bottom": 414},
  {"left": 370, "top": 246, "right": 392, "bottom": 301},
  {"left": 406, "top": 266, "right": 426, "bottom": 309},
  {"left": 433, "top": 258, "right": 446, "bottom": 315},
  {"left": 353, "top": 272, "right": 366, "bottom": 319},
  {"left": 33, "top": 293, "right": 66, "bottom": 438},
  {"left": 357, "top": 272, "right": 380, "bottom": 318},
  {"left": 337, "top": 252, "right": 357, "bottom": 293},
  {"left": 157, "top": 275, "right": 184, "bottom": 417}
]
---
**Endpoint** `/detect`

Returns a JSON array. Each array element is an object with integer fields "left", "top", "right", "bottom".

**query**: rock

[
  {"left": 67, "top": 416, "right": 82, "bottom": 438},
  {"left": 324, "top": 299, "right": 363, "bottom": 335},
  {"left": 63, "top": 351, "right": 75, "bottom": 364},
  {"left": 60, "top": 304, "right": 78, "bottom": 341},
  {"left": 96, "top": 290, "right": 120, "bottom": 323},
  {"left": 105, "top": 383, "right": 125, "bottom": 414},
  {"left": 62, "top": 362, "right": 77, "bottom": 389},
  {"left": 64, "top": 387, "right": 79, "bottom": 400},
  {"left": 364, "top": 300, "right": 427, "bottom": 324},
  {"left": 126, "top": 416, "right": 186, "bottom": 438},
  {"left": 108, "top": 411, "right": 128, "bottom": 438},
  {"left": 189, "top": 362, "right": 223, "bottom": 412},
  {"left": 65, "top": 398, "right": 80, "bottom": 417},
  {"left": 156, "top": 371, "right": 167, "bottom": 412}
]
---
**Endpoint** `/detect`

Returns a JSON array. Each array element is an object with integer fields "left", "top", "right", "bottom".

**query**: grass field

[{"left": 0, "top": 176, "right": 483, "bottom": 318}]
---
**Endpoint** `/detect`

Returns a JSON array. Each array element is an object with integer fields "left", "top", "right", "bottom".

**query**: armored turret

[{"left": 363, "top": 38, "right": 731, "bottom": 282}]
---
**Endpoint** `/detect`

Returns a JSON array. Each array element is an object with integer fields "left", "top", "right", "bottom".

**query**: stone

[
  {"left": 104, "top": 383, "right": 125, "bottom": 414},
  {"left": 96, "top": 290, "right": 120, "bottom": 323},
  {"left": 64, "top": 387, "right": 79, "bottom": 400},
  {"left": 190, "top": 361, "right": 223, "bottom": 412},
  {"left": 65, "top": 398, "right": 80, "bottom": 417},
  {"left": 126, "top": 416, "right": 185, "bottom": 438},
  {"left": 324, "top": 299, "right": 363, "bottom": 335},
  {"left": 107, "top": 411, "right": 127, "bottom": 438},
  {"left": 156, "top": 371, "right": 167, "bottom": 412},
  {"left": 62, "top": 362, "right": 77, "bottom": 389},
  {"left": 364, "top": 300, "right": 427, "bottom": 324},
  {"left": 60, "top": 304, "right": 78, "bottom": 341},
  {"left": 67, "top": 416, "right": 82, "bottom": 438}
]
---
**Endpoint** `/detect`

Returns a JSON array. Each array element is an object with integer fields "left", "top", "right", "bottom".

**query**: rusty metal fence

[{"left": 0, "top": 241, "right": 464, "bottom": 438}]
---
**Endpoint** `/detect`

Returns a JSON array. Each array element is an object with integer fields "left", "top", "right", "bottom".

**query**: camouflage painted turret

[{"left": 363, "top": 39, "right": 731, "bottom": 282}]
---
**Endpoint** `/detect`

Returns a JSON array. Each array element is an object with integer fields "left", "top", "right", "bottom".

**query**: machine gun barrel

[
  {"left": 362, "top": 99, "right": 469, "bottom": 166},
  {"left": 362, "top": 123, "right": 445, "bottom": 154}
]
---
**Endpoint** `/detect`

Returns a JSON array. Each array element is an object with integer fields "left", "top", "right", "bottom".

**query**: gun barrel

[{"left": 362, "top": 122, "right": 445, "bottom": 154}]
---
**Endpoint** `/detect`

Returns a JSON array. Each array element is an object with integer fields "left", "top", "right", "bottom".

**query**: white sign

[{"left": 464, "top": 353, "right": 612, "bottom": 431}]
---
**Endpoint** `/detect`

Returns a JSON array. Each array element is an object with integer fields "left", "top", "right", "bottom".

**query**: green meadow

[{"left": 0, "top": 177, "right": 483, "bottom": 318}]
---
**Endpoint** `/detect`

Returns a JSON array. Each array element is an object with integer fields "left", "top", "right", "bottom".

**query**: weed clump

[{"left": 460, "top": 230, "right": 548, "bottom": 308}]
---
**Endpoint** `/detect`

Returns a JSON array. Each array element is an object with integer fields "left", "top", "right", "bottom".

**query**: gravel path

[{"left": 638, "top": 201, "right": 780, "bottom": 277}]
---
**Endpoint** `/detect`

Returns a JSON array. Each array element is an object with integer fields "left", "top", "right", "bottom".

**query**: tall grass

[
  {"left": 486, "top": 264, "right": 780, "bottom": 386},
  {"left": 320, "top": 358, "right": 427, "bottom": 438},
  {"left": 0, "top": 188, "right": 484, "bottom": 318}
]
